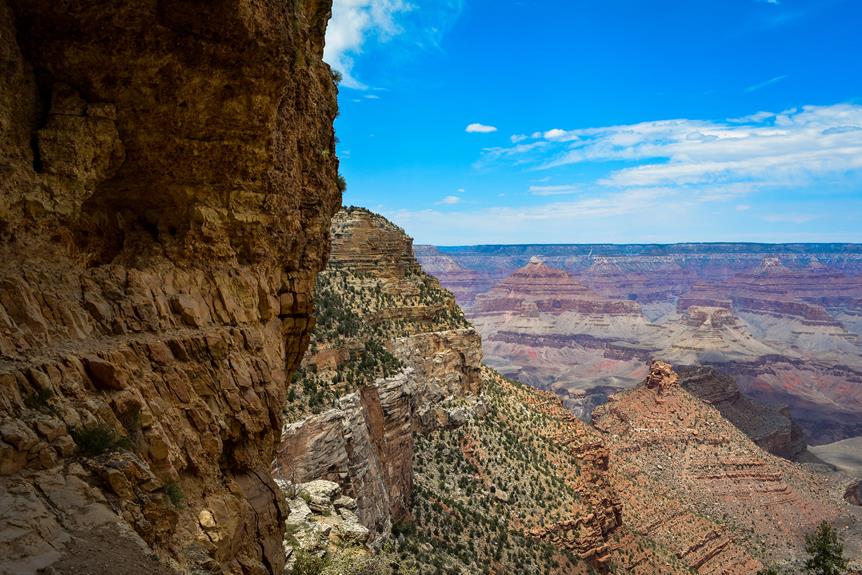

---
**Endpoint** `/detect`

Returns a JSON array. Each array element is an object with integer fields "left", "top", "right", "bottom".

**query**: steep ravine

[
  {"left": 271, "top": 208, "right": 640, "bottom": 574},
  {"left": 0, "top": 1, "right": 340, "bottom": 573}
]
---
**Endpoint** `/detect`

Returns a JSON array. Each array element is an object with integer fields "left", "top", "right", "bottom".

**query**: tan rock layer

[
  {"left": 0, "top": 1, "right": 340, "bottom": 573},
  {"left": 273, "top": 208, "right": 484, "bottom": 547}
]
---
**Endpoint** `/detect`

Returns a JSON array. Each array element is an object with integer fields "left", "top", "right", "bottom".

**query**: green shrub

[
  {"left": 805, "top": 521, "right": 848, "bottom": 575},
  {"left": 164, "top": 482, "right": 185, "bottom": 507},
  {"left": 24, "top": 387, "right": 54, "bottom": 411},
  {"left": 72, "top": 424, "right": 131, "bottom": 456},
  {"left": 290, "top": 549, "right": 328, "bottom": 575}
]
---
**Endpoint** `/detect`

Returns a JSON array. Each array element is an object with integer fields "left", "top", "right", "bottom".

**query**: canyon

[
  {"left": 275, "top": 209, "right": 862, "bottom": 574},
  {"left": 417, "top": 244, "right": 862, "bottom": 446},
  {"left": 1, "top": 1, "right": 860, "bottom": 573}
]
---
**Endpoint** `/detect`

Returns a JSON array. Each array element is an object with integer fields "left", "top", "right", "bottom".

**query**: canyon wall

[
  {"left": 419, "top": 246, "right": 862, "bottom": 444},
  {"left": 593, "top": 361, "right": 862, "bottom": 573},
  {"left": 268, "top": 210, "right": 862, "bottom": 574},
  {"left": 677, "top": 365, "right": 807, "bottom": 459},
  {"left": 0, "top": 1, "right": 340, "bottom": 573},
  {"left": 272, "top": 208, "right": 484, "bottom": 553}
]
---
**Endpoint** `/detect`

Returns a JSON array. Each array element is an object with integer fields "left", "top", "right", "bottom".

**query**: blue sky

[{"left": 326, "top": 0, "right": 862, "bottom": 245}]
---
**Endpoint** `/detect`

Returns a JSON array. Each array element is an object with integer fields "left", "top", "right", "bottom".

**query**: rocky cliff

[
  {"left": 593, "top": 361, "right": 862, "bottom": 574},
  {"left": 0, "top": 2, "right": 340, "bottom": 573},
  {"left": 272, "top": 208, "right": 483, "bottom": 558},
  {"left": 261, "top": 210, "right": 861, "bottom": 574},
  {"left": 677, "top": 365, "right": 807, "bottom": 459},
  {"left": 271, "top": 210, "right": 658, "bottom": 574}
]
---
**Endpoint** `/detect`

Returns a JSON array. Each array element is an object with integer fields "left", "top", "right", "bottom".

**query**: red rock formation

[
  {"left": 644, "top": 359, "right": 678, "bottom": 393},
  {"left": 421, "top": 248, "right": 862, "bottom": 441},
  {"left": 677, "top": 365, "right": 807, "bottom": 459},
  {"left": 593, "top": 362, "right": 862, "bottom": 572},
  {"left": 474, "top": 257, "right": 641, "bottom": 316}
]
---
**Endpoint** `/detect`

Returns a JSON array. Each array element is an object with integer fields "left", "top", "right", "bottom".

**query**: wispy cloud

[
  {"left": 386, "top": 188, "right": 683, "bottom": 244},
  {"left": 438, "top": 195, "right": 462, "bottom": 205},
  {"left": 762, "top": 213, "right": 820, "bottom": 224},
  {"left": 476, "top": 103, "right": 862, "bottom": 198},
  {"left": 529, "top": 184, "right": 581, "bottom": 196},
  {"left": 745, "top": 74, "right": 788, "bottom": 93},
  {"left": 466, "top": 123, "right": 498, "bottom": 134},
  {"left": 325, "top": 0, "right": 411, "bottom": 89}
]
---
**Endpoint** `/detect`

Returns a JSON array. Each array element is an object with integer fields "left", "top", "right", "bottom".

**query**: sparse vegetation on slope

[
  {"left": 393, "top": 367, "right": 690, "bottom": 575},
  {"left": 284, "top": 212, "right": 469, "bottom": 419}
]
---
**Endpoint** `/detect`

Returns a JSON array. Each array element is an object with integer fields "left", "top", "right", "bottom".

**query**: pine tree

[{"left": 804, "top": 521, "right": 849, "bottom": 575}]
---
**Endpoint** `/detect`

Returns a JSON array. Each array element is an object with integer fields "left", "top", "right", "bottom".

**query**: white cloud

[
  {"left": 478, "top": 104, "right": 862, "bottom": 198},
  {"left": 529, "top": 184, "right": 581, "bottom": 196},
  {"left": 438, "top": 195, "right": 461, "bottom": 205},
  {"left": 385, "top": 188, "right": 683, "bottom": 244},
  {"left": 325, "top": 0, "right": 412, "bottom": 89},
  {"left": 510, "top": 134, "right": 528, "bottom": 143},
  {"left": 736, "top": 204, "right": 752, "bottom": 211},
  {"left": 325, "top": 0, "right": 464, "bottom": 89},
  {"left": 466, "top": 123, "right": 498, "bottom": 134},
  {"left": 543, "top": 128, "right": 571, "bottom": 140},
  {"left": 745, "top": 74, "right": 788, "bottom": 93}
]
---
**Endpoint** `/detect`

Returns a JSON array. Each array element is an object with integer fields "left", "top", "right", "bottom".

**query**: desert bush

[{"left": 72, "top": 424, "right": 131, "bottom": 455}]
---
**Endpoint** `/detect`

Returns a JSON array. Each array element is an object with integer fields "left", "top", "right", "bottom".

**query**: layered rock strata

[
  {"left": 593, "top": 361, "right": 862, "bottom": 573},
  {"left": 420, "top": 247, "right": 862, "bottom": 441},
  {"left": 272, "top": 208, "right": 483, "bottom": 547},
  {"left": 469, "top": 258, "right": 656, "bottom": 415},
  {"left": 677, "top": 365, "right": 807, "bottom": 459},
  {"left": 0, "top": 1, "right": 340, "bottom": 573}
]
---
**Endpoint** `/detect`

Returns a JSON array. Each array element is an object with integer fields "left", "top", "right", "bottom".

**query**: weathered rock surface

[
  {"left": 0, "top": 1, "right": 340, "bottom": 573},
  {"left": 678, "top": 364, "right": 807, "bottom": 459},
  {"left": 593, "top": 361, "right": 862, "bottom": 573},
  {"left": 272, "top": 208, "right": 483, "bottom": 548},
  {"left": 278, "top": 478, "right": 371, "bottom": 570}
]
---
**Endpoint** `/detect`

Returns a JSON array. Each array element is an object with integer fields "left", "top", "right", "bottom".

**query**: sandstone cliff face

[
  {"left": 0, "top": 2, "right": 340, "bottom": 573},
  {"left": 272, "top": 208, "right": 483, "bottom": 550}
]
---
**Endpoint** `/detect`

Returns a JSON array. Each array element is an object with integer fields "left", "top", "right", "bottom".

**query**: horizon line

[{"left": 419, "top": 241, "right": 862, "bottom": 248}]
